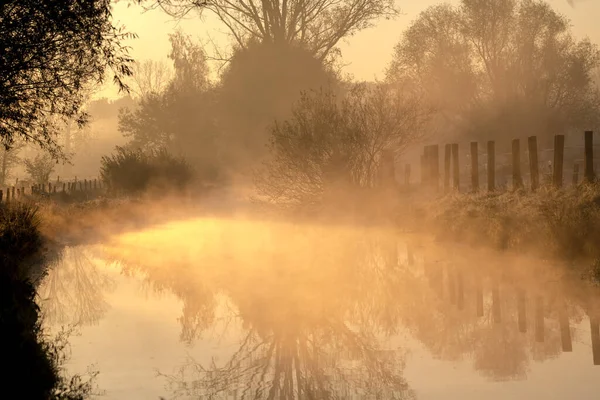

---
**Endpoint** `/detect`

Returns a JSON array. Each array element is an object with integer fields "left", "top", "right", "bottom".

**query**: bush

[
  {"left": 255, "top": 84, "right": 431, "bottom": 212},
  {"left": 100, "top": 146, "right": 194, "bottom": 195},
  {"left": 24, "top": 153, "right": 56, "bottom": 184},
  {"left": 412, "top": 183, "right": 600, "bottom": 263},
  {"left": 0, "top": 202, "right": 43, "bottom": 276}
]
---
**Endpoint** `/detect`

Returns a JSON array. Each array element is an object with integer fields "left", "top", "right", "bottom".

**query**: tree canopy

[
  {"left": 0, "top": 0, "right": 135, "bottom": 157},
  {"left": 141, "top": 0, "right": 398, "bottom": 62},
  {"left": 387, "top": 0, "right": 600, "bottom": 142}
]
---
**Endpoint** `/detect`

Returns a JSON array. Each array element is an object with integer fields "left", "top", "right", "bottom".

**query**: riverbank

[{"left": 399, "top": 183, "right": 600, "bottom": 283}]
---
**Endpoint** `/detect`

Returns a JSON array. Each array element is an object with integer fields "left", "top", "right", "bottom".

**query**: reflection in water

[
  {"left": 39, "top": 246, "right": 115, "bottom": 326},
  {"left": 42, "top": 217, "right": 600, "bottom": 398}
]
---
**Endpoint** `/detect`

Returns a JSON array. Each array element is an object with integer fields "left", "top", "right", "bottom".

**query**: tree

[
  {"left": 0, "top": 0, "right": 135, "bottom": 157},
  {"left": 217, "top": 42, "right": 340, "bottom": 171},
  {"left": 118, "top": 32, "right": 220, "bottom": 182},
  {"left": 24, "top": 153, "right": 56, "bottom": 185},
  {"left": 387, "top": 0, "right": 600, "bottom": 143},
  {"left": 0, "top": 141, "right": 24, "bottom": 186},
  {"left": 141, "top": 0, "right": 398, "bottom": 62},
  {"left": 255, "top": 84, "right": 431, "bottom": 210},
  {"left": 129, "top": 60, "right": 174, "bottom": 99}
]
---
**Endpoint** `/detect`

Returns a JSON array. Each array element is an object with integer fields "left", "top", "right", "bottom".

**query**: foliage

[
  {"left": 256, "top": 84, "right": 431, "bottom": 210},
  {"left": 0, "top": 202, "right": 43, "bottom": 275},
  {"left": 0, "top": 141, "right": 24, "bottom": 185},
  {"left": 217, "top": 41, "right": 340, "bottom": 168},
  {"left": 118, "top": 32, "right": 220, "bottom": 181},
  {"left": 387, "top": 0, "right": 600, "bottom": 142},
  {"left": 415, "top": 184, "right": 600, "bottom": 271},
  {"left": 0, "top": 0, "right": 135, "bottom": 157},
  {"left": 141, "top": 0, "right": 398, "bottom": 63},
  {"left": 24, "top": 153, "right": 56, "bottom": 185},
  {"left": 100, "top": 147, "right": 194, "bottom": 195}
]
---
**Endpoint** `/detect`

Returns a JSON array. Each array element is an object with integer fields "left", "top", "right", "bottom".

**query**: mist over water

[{"left": 39, "top": 214, "right": 600, "bottom": 400}]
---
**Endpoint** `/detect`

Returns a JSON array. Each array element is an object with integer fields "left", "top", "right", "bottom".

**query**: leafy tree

[
  {"left": 24, "top": 154, "right": 56, "bottom": 185},
  {"left": 216, "top": 41, "right": 340, "bottom": 171},
  {"left": 0, "top": 141, "right": 24, "bottom": 186},
  {"left": 256, "top": 84, "right": 431, "bottom": 209},
  {"left": 118, "top": 32, "right": 220, "bottom": 181},
  {"left": 0, "top": 0, "right": 135, "bottom": 157},
  {"left": 139, "top": 0, "right": 398, "bottom": 63},
  {"left": 387, "top": 0, "right": 600, "bottom": 143}
]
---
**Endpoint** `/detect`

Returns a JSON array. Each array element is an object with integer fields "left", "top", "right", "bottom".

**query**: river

[{"left": 38, "top": 216, "right": 600, "bottom": 399}]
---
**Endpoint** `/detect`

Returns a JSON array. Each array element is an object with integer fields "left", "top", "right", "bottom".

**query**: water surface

[{"left": 39, "top": 217, "right": 600, "bottom": 399}]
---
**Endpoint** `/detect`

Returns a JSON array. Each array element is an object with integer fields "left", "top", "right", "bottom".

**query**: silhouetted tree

[
  {"left": 387, "top": 0, "right": 600, "bottom": 142},
  {"left": 24, "top": 153, "right": 56, "bottom": 185},
  {"left": 216, "top": 41, "right": 339, "bottom": 172},
  {"left": 0, "top": 140, "right": 24, "bottom": 185},
  {"left": 255, "top": 84, "right": 431, "bottom": 210},
  {"left": 118, "top": 31, "right": 220, "bottom": 181},
  {"left": 141, "top": 0, "right": 398, "bottom": 63},
  {"left": 0, "top": 0, "right": 135, "bottom": 157}
]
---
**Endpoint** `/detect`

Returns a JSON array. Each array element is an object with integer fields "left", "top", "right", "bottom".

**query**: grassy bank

[{"left": 402, "top": 183, "right": 600, "bottom": 282}]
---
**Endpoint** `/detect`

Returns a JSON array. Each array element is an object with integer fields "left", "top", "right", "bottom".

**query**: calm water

[{"left": 38, "top": 217, "right": 600, "bottom": 399}]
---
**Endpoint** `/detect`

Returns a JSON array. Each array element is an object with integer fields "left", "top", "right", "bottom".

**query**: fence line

[
  {"left": 404, "top": 131, "right": 596, "bottom": 193},
  {"left": 0, "top": 178, "right": 104, "bottom": 204}
]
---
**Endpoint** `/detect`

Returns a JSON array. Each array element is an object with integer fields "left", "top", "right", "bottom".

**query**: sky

[{"left": 98, "top": 0, "right": 600, "bottom": 99}]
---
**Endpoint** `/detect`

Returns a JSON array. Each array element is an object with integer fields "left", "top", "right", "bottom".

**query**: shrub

[
  {"left": 100, "top": 146, "right": 193, "bottom": 195},
  {"left": 255, "top": 84, "right": 432, "bottom": 211},
  {"left": 24, "top": 153, "right": 56, "bottom": 184},
  {"left": 412, "top": 183, "right": 600, "bottom": 264},
  {"left": 0, "top": 202, "right": 43, "bottom": 276}
]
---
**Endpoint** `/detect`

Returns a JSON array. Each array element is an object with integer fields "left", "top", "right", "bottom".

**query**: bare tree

[
  {"left": 129, "top": 60, "right": 174, "bottom": 99},
  {"left": 140, "top": 0, "right": 398, "bottom": 62}
]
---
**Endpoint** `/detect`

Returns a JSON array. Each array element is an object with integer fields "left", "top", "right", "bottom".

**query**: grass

[{"left": 403, "top": 183, "right": 600, "bottom": 282}]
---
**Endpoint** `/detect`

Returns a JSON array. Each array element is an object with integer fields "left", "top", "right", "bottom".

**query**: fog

[{"left": 3, "top": 0, "right": 600, "bottom": 399}]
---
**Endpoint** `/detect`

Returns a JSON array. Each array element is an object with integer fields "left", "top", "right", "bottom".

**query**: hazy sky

[{"left": 99, "top": 0, "right": 600, "bottom": 98}]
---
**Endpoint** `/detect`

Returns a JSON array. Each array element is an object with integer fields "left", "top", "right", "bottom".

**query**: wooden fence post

[
  {"left": 492, "top": 284, "right": 501, "bottom": 323},
  {"left": 528, "top": 136, "right": 539, "bottom": 191},
  {"left": 420, "top": 154, "right": 426, "bottom": 186},
  {"left": 470, "top": 142, "right": 479, "bottom": 191},
  {"left": 590, "top": 316, "right": 600, "bottom": 365},
  {"left": 404, "top": 164, "right": 411, "bottom": 186},
  {"left": 476, "top": 276, "right": 484, "bottom": 317},
  {"left": 558, "top": 306, "right": 572, "bottom": 352},
  {"left": 452, "top": 143, "right": 460, "bottom": 190},
  {"left": 512, "top": 139, "right": 523, "bottom": 190},
  {"left": 444, "top": 144, "right": 451, "bottom": 192},
  {"left": 0, "top": 190, "right": 3, "bottom": 203},
  {"left": 585, "top": 131, "right": 594, "bottom": 183},
  {"left": 535, "top": 296, "right": 544, "bottom": 342},
  {"left": 518, "top": 289, "right": 527, "bottom": 333},
  {"left": 553, "top": 135, "right": 565, "bottom": 188},
  {"left": 431, "top": 145, "right": 440, "bottom": 191},
  {"left": 487, "top": 141, "right": 495, "bottom": 191},
  {"left": 573, "top": 163, "right": 580, "bottom": 186}
]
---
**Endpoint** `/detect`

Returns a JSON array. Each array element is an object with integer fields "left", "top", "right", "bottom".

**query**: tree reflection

[
  {"left": 99, "top": 218, "right": 600, "bottom": 396},
  {"left": 39, "top": 246, "right": 114, "bottom": 326}
]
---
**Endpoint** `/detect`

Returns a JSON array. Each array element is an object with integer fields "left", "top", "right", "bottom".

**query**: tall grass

[
  {"left": 406, "top": 184, "right": 600, "bottom": 281},
  {"left": 100, "top": 147, "right": 193, "bottom": 195}
]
